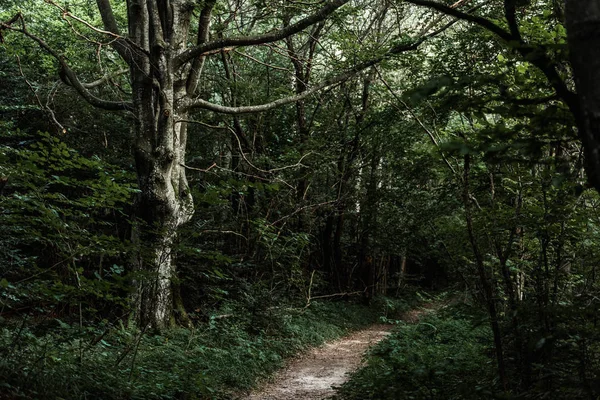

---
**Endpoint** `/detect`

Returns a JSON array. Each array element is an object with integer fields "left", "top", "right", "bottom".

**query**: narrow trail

[
  {"left": 241, "top": 324, "right": 392, "bottom": 400},
  {"left": 241, "top": 302, "right": 441, "bottom": 400}
]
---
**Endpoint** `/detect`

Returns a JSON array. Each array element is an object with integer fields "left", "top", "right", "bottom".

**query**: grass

[
  {"left": 333, "top": 298, "right": 497, "bottom": 400},
  {"left": 0, "top": 297, "right": 410, "bottom": 400}
]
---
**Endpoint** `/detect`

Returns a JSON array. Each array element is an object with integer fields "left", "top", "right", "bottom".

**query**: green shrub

[
  {"left": 0, "top": 299, "right": 380, "bottom": 399},
  {"left": 335, "top": 304, "right": 496, "bottom": 400},
  {"left": 0, "top": 129, "right": 136, "bottom": 321}
]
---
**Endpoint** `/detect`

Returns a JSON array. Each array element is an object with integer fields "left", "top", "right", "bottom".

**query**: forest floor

[{"left": 240, "top": 302, "right": 439, "bottom": 400}]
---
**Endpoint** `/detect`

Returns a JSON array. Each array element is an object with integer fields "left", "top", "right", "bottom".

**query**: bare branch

[
  {"left": 1, "top": 14, "right": 133, "bottom": 112},
  {"left": 47, "top": 0, "right": 119, "bottom": 38},
  {"left": 183, "top": 67, "right": 359, "bottom": 114},
  {"left": 228, "top": 122, "right": 312, "bottom": 174},
  {"left": 15, "top": 55, "right": 66, "bottom": 133},
  {"left": 186, "top": 0, "right": 217, "bottom": 95},
  {"left": 174, "top": 0, "right": 350, "bottom": 69},
  {"left": 82, "top": 68, "right": 129, "bottom": 88},
  {"left": 234, "top": 49, "right": 292, "bottom": 72},
  {"left": 182, "top": 14, "right": 463, "bottom": 115},
  {"left": 44, "top": 0, "right": 135, "bottom": 64},
  {"left": 271, "top": 200, "right": 336, "bottom": 226},
  {"left": 180, "top": 162, "right": 218, "bottom": 173}
]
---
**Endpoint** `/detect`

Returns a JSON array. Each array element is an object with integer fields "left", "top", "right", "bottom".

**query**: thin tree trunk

[{"left": 463, "top": 155, "right": 509, "bottom": 391}]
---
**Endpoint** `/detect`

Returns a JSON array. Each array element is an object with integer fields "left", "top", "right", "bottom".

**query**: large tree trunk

[
  {"left": 127, "top": 1, "right": 195, "bottom": 329},
  {"left": 131, "top": 115, "right": 194, "bottom": 328},
  {"left": 2, "top": 0, "right": 354, "bottom": 328},
  {"left": 131, "top": 104, "right": 194, "bottom": 328},
  {"left": 566, "top": 1, "right": 600, "bottom": 194}
]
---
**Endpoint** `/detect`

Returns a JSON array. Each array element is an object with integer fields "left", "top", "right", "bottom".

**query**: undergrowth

[
  {"left": 0, "top": 296, "right": 414, "bottom": 400},
  {"left": 333, "top": 300, "right": 497, "bottom": 400}
]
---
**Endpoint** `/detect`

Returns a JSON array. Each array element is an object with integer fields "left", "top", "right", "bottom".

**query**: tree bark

[
  {"left": 126, "top": 0, "right": 195, "bottom": 329},
  {"left": 1, "top": 0, "right": 396, "bottom": 328},
  {"left": 566, "top": 1, "right": 600, "bottom": 193},
  {"left": 463, "top": 155, "right": 509, "bottom": 391}
]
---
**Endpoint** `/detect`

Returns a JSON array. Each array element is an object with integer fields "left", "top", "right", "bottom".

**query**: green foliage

[
  {"left": 0, "top": 300, "right": 380, "bottom": 400},
  {"left": 0, "top": 126, "right": 136, "bottom": 320},
  {"left": 335, "top": 303, "right": 496, "bottom": 400}
]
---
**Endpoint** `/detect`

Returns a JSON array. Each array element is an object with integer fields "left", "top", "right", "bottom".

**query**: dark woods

[{"left": 0, "top": 0, "right": 599, "bottom": 399}]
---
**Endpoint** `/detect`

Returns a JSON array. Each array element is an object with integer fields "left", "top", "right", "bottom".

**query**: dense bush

[
  {"left": 0, "top": 129, "right": 135, "bottom": 322},
  {"left": 0, "top": 299, "right": 381, "bottom": 400},
  {"left": 0, "top": 127, "right": 135, "bottom": 322},
  {"left": 335, "top": 302, "right": 496, "bottom": 400}
]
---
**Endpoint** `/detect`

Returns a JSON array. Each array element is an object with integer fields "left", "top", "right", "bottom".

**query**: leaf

[{"left": 535, "top": 338, "right": 546, "bottom": 350}]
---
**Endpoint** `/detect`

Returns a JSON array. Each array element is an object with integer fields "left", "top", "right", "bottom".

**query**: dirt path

[
  {"left": 240, "top": 324, "right": 392, "bottom": 400},
  {"left": 238, "top": 300, "right": 448, "bottom": 400}
]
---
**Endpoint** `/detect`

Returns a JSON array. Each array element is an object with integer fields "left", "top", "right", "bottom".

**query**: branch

[
  {"left": 82, "top": 68, "right": 129, "bottom": 88},
  {"left": 174, "top": 0, "right": 350, "bottom": 69},
  {"left": 405, "top": 0, "right": 578, "bottom": 113},
  {"left": 46, "top": 0, "right": 119, "bottom": 38},
  {"left": 234, "top": 49, "right": 292, "bottom": 72},
  {"left": 493, "top": 94, "right": 558, "bottom": 105},
  {"left": 15, "top": 55, "right": 66, "bottom": 133},
  {"left": 504, "top": 0, "right": 521, "bottom": 41},
  {"left": 182, "top": 7, "right": 465, "bottom": 115},
  {"left": 1, "top": 14, "right": 133, "bottom": 112},
  {"left": 95, "top": 0, "right": 120, "bottom": 34},
  {"left": 183, "top": 68, "right": 360, "bottom": 114},
  {"left": 405, "top": 0, "right": 513, "bottom": 42},
  {"left": 186, "top": 0, "right": 216, "bottom": 95},
  {"left": 42, "top": 0, "right": 134, "bottom": 65},
  {"left": 180, "top": 162, "right": 217, "bottom": 173},
  {"left": 375, "top": 66, "right": 458, "bottom": 177},
  {"left": 228, "top": 122, "right": 312, "bottom": 174},
  {"left": 271, "top": 200, "right": 336, "bottom": 226},
  {"left": 182, "top": 40, "right": 423, "bottom": 114}
]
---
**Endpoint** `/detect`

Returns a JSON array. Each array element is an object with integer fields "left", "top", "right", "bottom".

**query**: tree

[
  {"left": 565, "top": 0, "right": 600, "bottom": 192},
  {"left": 2, "top": 0, "right": 454, "bottom": 328},
  {"left": 402, "top": 0, "right": 600, "bottom": 195},
  {"left": 1, "top": 0, "right": 356, "bottom": 329}
]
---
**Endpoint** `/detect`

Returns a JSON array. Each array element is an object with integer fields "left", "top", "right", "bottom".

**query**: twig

[
  {"left": 15, "top": 55, "right": 66, "bottom": 133},
  {"left": 115, "top": 324, "right": 147, "bottom": 367},
  {"left": 180, "top": 162, "right": 217, "bottom": 173},
  {"left": 270, "top": 200, "right": 335, "bottom": 225},
  {"left": 305, "top": 270, "right": 316, "bottom": 308},
  {"left": 44, "top": 0, "right": 121, "bottom": 39},
  {"left": 234, "top": 49, "right": 292, "bottom": 72},
  {"left": 197, "top": 230, "right": 248, "bottom": 241},
  {"left": 374, "top": 66, "right": 458, "bottom": 177},
  {"left": 227, "top": 123, "right": 311, "bottom": 174},
  {"left": 304, "top": 291, "right": 363, "bottom": 309},
  {"left": 128, "top": 324, "right": 147, "bottom": 382}
]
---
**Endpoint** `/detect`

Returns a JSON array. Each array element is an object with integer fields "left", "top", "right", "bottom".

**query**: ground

[
  {"left": 241, "top": 324, "right": 392, "bottom": 400},
  {"left": 240, "top": 302, "right": 440, "bottom": 400}
]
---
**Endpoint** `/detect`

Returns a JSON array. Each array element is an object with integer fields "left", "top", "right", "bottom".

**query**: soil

[
  {"left": 240, "top": 324, "right": 393, "bottom": 400},
  {"left": 238, "top": 301, "right": 445, "bottom": 400}
]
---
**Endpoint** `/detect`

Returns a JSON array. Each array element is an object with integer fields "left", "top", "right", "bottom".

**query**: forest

[{"left": 0, "top": 0, "right": 599, "bottom": 399}]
